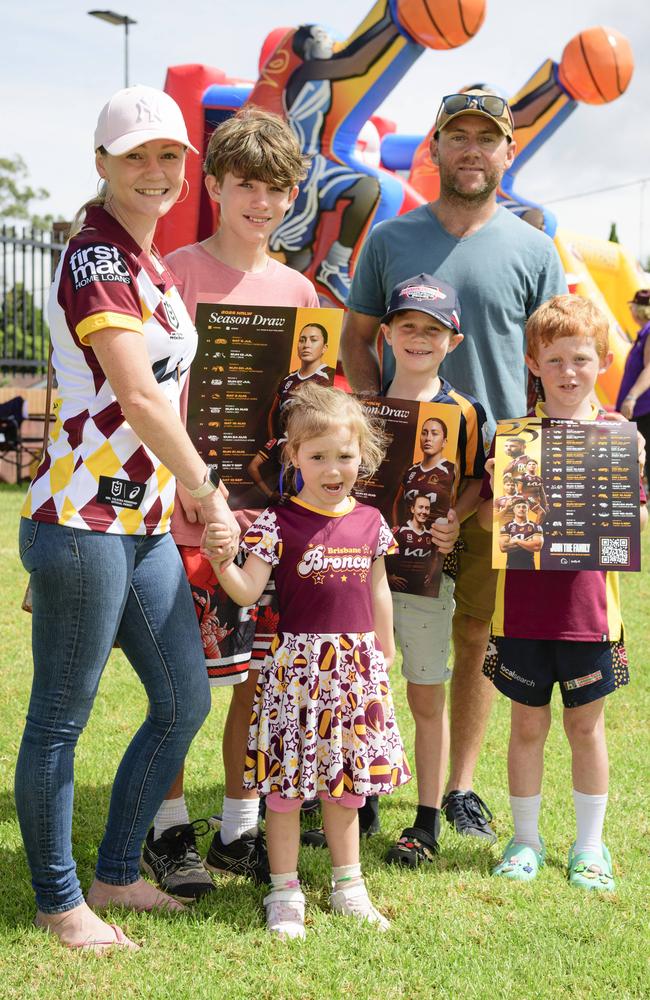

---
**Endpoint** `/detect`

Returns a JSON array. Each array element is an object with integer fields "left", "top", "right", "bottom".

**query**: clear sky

[{"left": 4, "top": 0, "right": 648, "bottom": 262}]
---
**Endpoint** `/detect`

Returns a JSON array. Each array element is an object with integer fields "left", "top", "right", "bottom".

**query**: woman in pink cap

[{"left": 16, "top": 86, "right": 238, "bottom": 951}]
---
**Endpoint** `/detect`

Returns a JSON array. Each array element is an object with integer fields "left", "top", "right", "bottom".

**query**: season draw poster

[{"left": 492, "top": 417, "right": 641, "bottom": 571}]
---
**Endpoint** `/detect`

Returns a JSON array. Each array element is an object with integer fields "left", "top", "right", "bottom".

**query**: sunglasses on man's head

[{"left": 439, "top": 93, "right": 509, "bottom": 120}]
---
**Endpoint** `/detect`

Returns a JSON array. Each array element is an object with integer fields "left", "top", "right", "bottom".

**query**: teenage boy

[
  {"left": 140, "top": 108, "right": 319, "bottom": 900},
  {"left": 375, "top": 274, "right": 488, "bottom": 863},
  {"left": 478, "top": 294, "right": 647, "bottom": 889}
]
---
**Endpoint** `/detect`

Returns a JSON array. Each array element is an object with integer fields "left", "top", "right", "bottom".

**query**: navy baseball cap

[{"left": 382, "top": 274, "right": 461, "bottom": 332}]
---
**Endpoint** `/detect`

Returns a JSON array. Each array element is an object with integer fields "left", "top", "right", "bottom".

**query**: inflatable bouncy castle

[{"left": 155, "top": 1, "right": 644, "bottom": 407}]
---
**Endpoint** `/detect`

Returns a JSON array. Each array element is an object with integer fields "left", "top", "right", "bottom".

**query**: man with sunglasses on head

[{"left": 341, "top": 88, "right": 566, "bottom": 846}]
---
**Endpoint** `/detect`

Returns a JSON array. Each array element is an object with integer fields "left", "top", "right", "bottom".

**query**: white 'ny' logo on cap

[{"left": 135, "top": 97, "right": 163, "bottom": 125}]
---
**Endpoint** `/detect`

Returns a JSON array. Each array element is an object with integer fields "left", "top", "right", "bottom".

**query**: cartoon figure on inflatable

[{"left": 157, "top": 3, "right": 643, "bottom": 405}]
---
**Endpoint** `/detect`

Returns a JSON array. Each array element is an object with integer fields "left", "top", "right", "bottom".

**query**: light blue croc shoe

[
  {"left": 568, "top": 842, "right": 615, "bottom": 892},
  {"left": 492, "top": 836, "right": 545, "bottom": 882}
]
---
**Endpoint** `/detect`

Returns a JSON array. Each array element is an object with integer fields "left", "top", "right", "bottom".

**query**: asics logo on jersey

[
  {"left": 69, "top": 245, "right": 131, "bottom": 289},
  {"left": 135, "top": 97, "right": 163, "bottom": 124}
]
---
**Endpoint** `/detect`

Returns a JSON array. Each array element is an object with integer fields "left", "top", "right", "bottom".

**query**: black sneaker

[
  {"left": 442, "top": 790, "right": 497, "bottom": 843},
  {"left": 140, "top": 820, "right": 215, "bottom": 901},
  {"left": 205, "top": 830, "right": 270, "bottom": 884},
  {"left": 385, "top": 826, "right": 439, "bottom": 868}
]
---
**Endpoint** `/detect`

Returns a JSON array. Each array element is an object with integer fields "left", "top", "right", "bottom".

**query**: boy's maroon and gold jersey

[{"left": 22, "top": 207, "right": 197, "bottom": 534}]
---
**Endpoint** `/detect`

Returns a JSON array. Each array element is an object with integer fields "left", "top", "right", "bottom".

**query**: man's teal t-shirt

[{"left": 347, "top": 204, "right": 567, "bottom": 435}]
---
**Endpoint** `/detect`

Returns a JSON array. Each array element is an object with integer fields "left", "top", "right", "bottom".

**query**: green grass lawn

[{"left": 0, "top": 483, "right": 648, "bottom": 999}]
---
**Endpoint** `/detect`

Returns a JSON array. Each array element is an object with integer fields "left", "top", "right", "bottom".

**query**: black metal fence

[{"left": 0, "top": 222, "right": 68, "bottom": 374}]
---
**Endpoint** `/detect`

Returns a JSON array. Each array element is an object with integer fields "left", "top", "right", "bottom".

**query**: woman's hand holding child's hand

[{"left": 202, "top": 522, "right": 239, "bottom": 572}]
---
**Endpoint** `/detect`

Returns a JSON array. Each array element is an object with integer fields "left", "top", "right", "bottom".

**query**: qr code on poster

[{"left": 599, "top": 537, "right": 630, "bottom": 566}]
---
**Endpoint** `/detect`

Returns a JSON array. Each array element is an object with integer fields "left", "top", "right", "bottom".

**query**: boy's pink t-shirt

[{"left": 164, "top": 242, "right": 319, "bottom": 546}]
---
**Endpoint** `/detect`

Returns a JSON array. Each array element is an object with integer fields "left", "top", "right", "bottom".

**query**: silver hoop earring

[{"left": 177, "top": 178, "right": 190, "bottom": 205}]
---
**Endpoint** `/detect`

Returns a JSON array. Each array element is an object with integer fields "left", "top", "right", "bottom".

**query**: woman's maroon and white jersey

[
  {"left": 241, "top": 496, "right": 397, "bottom": 633},
  {"left": 402, "top": 459, "right": 456, "bottom": 520},
  {"left": 22, "top": 207, "right": 197, "bottom": 535}
]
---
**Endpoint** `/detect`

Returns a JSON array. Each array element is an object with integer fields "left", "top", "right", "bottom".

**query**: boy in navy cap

[{"left": 379, "top": 274, "right": 489, "bottom": 866}]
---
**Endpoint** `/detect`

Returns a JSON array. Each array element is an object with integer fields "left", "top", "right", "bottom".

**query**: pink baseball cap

[{"left": 94, "top": 85, "right": 198, "bottom": 155}]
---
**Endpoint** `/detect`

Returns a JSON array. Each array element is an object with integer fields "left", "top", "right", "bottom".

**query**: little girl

[{"left": 205, "top": 383, "right": 411, "bottom": 938}]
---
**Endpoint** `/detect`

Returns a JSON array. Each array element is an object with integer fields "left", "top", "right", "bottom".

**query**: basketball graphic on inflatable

[
  {"left": 393, "top": 0, "right": 486, "bottom": 50},
  {"left": 558, "top": 27, "right": 634, "bottom": 105}
]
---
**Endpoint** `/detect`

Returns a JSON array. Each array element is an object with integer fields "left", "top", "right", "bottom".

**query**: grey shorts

[{"left": 392, "top": 573, "right": 455, "bottom": 686}]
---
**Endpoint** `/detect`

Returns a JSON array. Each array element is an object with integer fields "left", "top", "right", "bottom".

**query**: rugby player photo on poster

[
  {"left": 387, "top": 495, "right": 442, "bottom": 597},
  {"left": 492, "top": 423, "right": 545, "bottom": 571}
]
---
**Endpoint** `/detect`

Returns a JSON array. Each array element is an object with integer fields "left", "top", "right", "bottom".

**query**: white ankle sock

[
  {"left": 270, "top": 871, "right": 300, "bottom": 891},
  {"left": 220, "top": 797, "right": 260, "bottom": 845},
  {"left": 573, "top": 789, "right": 608, "bottom": 855},
  {"left": 332, "top": 862, "right": 362, "bottom": 890},
  {"left": 510, "top": 794, "right": 542, "bottom": 852},
  {"left": 153, "top": 795, "right": 190, "bottom": 839}
]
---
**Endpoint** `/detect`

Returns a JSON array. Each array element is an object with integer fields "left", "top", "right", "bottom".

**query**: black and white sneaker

[
  {"left": 205, "top": 830, "right": 270, "bottom": 884},
  {"left": 442, "top": 790, "right": 497, "bottom": 844},
  {"left": 140, "top": 820, "right": 215, "bottom": 901}
]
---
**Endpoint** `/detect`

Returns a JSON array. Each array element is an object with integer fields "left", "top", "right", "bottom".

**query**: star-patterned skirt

[{"left": 244, "top": 631, "right": 411, "bottom": 802}]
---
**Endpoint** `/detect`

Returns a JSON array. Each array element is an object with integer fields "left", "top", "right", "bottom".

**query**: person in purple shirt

[
  {"left": 617, "top": 288, "right": 650, "bottom": 486},
  {"left": 204, "top": 382, "right": 410, "bottom": 939}
]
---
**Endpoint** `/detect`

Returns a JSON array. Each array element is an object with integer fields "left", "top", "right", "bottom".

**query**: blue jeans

[{"left": 16, "top": 519, "right": 211, "bottom": 913}]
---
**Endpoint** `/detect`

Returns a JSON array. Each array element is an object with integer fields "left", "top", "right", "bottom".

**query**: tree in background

[
  {"left": 608, "top": 222, "right": 619, "bottom": 243},
  {"left": 0, "top": 155, "right": 52, "bottom": 231}
]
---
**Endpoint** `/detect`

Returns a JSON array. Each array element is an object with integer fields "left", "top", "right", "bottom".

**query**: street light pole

[{"left": 88, "top": 10, "right": 137, "bottom": 88}]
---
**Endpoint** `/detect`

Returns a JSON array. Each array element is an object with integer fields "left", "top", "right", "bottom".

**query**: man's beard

[{"left": 438, "top": 161, "right": 501, "bottom": 205}]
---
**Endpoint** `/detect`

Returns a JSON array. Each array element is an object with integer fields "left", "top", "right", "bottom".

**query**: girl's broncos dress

[{"left": 242, "top": 496, "right": 411, "bottom": 801}]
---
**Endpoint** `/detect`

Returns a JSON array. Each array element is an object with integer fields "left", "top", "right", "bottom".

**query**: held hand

[
  {"left": 430, "top": 510, "right": 460, "bottom": 554},
  {"left": 199, "top": 495, "right": 240, "bottom": 570},
  {"left": 201, "top": 524, "right": 239, "bottom": 572},
  {"left": 485, "top": 457, "right": 495, "bottom": 491},
  {"left": 203, "top": 522, "right": 232, "bottom": 553},
  {"left": 176, "top": 481, "right": 205, "bottom": 525}
]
